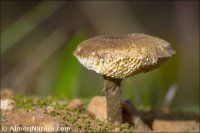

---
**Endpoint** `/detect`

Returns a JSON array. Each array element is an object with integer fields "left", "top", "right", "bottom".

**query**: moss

[
  {"left": 62, "top": 109, "right": 133, "bottom": 132},
  {"left": 13, "top": 95, "right": 69, "bottom": 110},
  {"left": 13, "top": 95, "right": 35, "bottom": 110},
  {"left": 3, "top": 95, "right": 199, "bottom": 132},
  {"left": 12, "top": 95, "right": 133, "bottom": 132}
]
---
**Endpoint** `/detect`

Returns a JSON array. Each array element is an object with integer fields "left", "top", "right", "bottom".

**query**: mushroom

[{"left": 73, "top": 33, "right": 176, "bottom": 123}]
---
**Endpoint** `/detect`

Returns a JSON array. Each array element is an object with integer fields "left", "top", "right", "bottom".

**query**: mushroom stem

[{"left": 103, "top": 76, "right": 122, "bottom": 123}]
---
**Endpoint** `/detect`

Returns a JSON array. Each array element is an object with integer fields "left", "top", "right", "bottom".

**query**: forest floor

[{"left": 1, "top": 89, "right": 199, "bottom": 132}]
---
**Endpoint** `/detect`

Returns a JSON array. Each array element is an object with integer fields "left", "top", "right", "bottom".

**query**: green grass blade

[
  {"left": 54, "top": 33, "right": 87, "bottom": 98},
  {"left": 1, "top": 1, "right": 64, "bottom": 54}
]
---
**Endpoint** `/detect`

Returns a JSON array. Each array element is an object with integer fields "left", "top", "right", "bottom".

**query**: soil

[{"left": 0, "top": 90, "right": 199, "bottom": 132}]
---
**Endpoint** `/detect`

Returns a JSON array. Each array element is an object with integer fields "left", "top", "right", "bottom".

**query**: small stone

[
  {"left": 153, "top": 120, "right": 200, "bottom": 132},
  {"left": 0, "top": 99, "right": 16, "bottom": 110},
  {"left": 113, "top": 127, "right": 120, "bottom": 132},
  {"left": 67, "top": 99, "right": 83, "bottom": 110},
  {"left": 87, "top": 96, "right": 107, "bottom": 121},
  {"left": 44, "top": 106, "right": 55, "bottom": 114},
  {"left": 133, "top": 116, "right": 151, "bottom": 131},
  {"left": 39, "top": 121, "right": 60, "bottom": 132},
  {"left": 1, "top": 88, "right": 14, "bottom": 99}
]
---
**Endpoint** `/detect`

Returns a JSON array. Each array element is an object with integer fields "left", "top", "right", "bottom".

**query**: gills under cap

[{"left": 74, "top": 33, "right": 176, "bottom": 79}]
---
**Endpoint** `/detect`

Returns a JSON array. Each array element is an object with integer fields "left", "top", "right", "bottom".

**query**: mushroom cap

[{"left": 74, "top": 33, "right": 176, "bottom": 79}]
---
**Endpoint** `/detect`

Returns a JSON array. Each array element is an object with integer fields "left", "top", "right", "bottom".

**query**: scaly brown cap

[{"left": 74, "top": 33, "right": 175, "bottom": 79}]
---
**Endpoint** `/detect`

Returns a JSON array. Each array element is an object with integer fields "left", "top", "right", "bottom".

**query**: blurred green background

[{"left": 1, "top": 1, "right": 199, "bottom": 113}]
